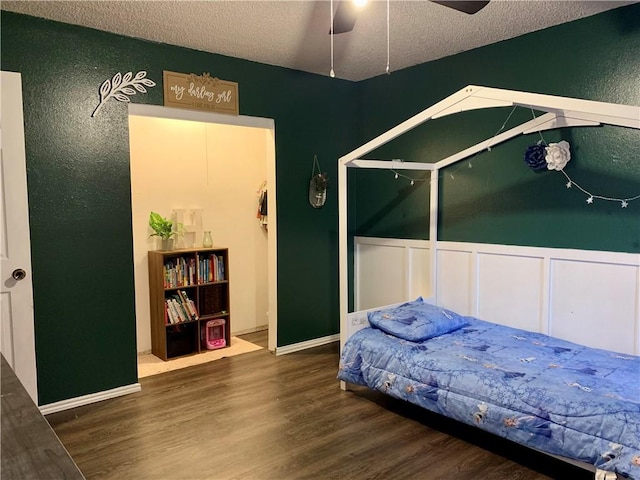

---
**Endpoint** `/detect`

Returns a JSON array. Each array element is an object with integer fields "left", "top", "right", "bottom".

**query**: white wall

[
  {"left": 354, "top": 237, "right": 640, "bottom": 355},
  {"left": 129, "top": 116, "right": 269, "bottom": 353}
]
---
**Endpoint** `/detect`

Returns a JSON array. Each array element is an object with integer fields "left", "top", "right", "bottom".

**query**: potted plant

[{"left": 149, "top": 211, "right": 181, "bottom": 250}]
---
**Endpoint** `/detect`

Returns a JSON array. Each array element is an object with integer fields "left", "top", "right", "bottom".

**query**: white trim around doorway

[{"left": 128, "top": 104, "right": 278, "bottom": 352}]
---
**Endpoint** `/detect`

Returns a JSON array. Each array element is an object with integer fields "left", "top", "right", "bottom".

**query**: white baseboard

[
  {"left": 276, "top": 334, "right": 339, "bottom": 356},
  {"left": 40, "top": 383, "right": 141, "bottom": 415},
  {"left": 232, "top": 325, "right": 269, "bottom": 336}
]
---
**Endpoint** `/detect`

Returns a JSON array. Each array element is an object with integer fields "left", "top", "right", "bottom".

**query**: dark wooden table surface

[{"left": 1, "top": 354, "right": 85, "bottom": 480}]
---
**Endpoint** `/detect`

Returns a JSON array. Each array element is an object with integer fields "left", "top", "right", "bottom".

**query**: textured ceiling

[{"left": 2, "top": 1, "right": 636, "bottom": 81}]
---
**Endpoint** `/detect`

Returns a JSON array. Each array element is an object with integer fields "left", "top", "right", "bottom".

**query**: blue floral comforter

[{"left": 338, "top": 317, "right": 640, "bottom": 479}]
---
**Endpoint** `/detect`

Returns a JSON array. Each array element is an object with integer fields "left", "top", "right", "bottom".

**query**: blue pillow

[{"left": 367, "top": 297, "right": 469, "bottom": 342}]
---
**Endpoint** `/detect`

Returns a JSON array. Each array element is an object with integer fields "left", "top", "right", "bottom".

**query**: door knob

[{"left": 12, "top": 269, "right": 26, "bottom": 281}]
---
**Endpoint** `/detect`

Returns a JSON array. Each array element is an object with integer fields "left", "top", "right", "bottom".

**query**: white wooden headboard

[{"left": 353, "top": 237, "right": 640, "bottom": 356}]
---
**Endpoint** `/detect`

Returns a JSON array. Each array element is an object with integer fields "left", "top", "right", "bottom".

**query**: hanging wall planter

[{"left": 309, "top": 155, "right": 328, "bottom": 208}]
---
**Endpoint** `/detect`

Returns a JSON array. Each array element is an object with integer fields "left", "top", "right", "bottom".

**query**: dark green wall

[
  {"left": 1, "top": 11, "right": 358, "bottom": 405},
  {"left": 354, "top": 5, "right": 640, "bottom": 252},
  {"left": 2, "top": 6, "right": 639, "bottom": 406}
]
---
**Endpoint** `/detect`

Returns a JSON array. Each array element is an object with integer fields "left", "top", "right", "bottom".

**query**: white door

[{"left": 0, "top": 71, "right": 38, "bottom": 403}]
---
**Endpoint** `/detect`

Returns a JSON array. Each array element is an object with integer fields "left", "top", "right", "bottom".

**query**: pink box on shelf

[{"left": 202, "top": 319, "right": 226, "bottom": 350}]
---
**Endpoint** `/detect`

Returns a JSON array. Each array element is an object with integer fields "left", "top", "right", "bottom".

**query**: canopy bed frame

[{"left": 337, "top": 85, "right": 640, "bottom": 479}]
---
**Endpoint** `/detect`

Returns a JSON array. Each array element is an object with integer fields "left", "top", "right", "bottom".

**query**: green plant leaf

[
  {"left": 149, "top": 211, "right": 174, "bottom": 239},
  {"left": 148, "top": 211, "right": 185, "bottom": 239}
]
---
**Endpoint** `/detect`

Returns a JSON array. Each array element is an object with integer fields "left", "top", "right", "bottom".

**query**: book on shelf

[
  {"left": 165, "top": 299, "right": 178, "bottom": 324},
  {"left": 172, "top": 296, "right": 189, "bottom": 322},
  {"left": 165, "top": 298, "right": 182, "bottom": 324},
  {"left": 197, "top": 253, "right": 225, "bottom": 283},
  {"left": 164, "top": 289, "right": 199, "bottom": 324},
  {"left": 179, "top": 289, "right": 199, "bottom": 320},
  {"left": 163, "top": 256, "right": 197, "bottom": 288}
]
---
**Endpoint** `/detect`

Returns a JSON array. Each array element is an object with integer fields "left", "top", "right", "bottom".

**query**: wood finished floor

[{"left": 46, "top": 332, "right": 592, "bottom": 480}]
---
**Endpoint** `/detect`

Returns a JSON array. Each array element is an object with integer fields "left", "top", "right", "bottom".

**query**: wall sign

[{"left": 163, "top": 71, "right": 239, "bottom": 115}]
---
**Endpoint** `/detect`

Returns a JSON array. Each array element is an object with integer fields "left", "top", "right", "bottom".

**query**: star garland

[
  {"left": 386, "top": 106, "right": 639, "bottom": 210},
  {"left": 561, "top": 170, "right": 639, "bottom": 208},
  {"left": 527, "top": 107, "right": 639, "bottom": 209},
  {"left": 389, "top": 106, "right": 520, "bottom": 185},
  {"left": 390, "top": 160, "right": 428, "bottom": 186}
]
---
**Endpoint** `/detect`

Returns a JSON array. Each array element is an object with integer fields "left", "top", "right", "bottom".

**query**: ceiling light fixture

[{"left": 329, "top": 0, "right": 389, "bottom": 78}]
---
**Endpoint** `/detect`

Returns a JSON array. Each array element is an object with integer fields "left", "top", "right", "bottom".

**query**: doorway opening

[{"left": 128, "top": 104, "right": 277, "bottom": 370}]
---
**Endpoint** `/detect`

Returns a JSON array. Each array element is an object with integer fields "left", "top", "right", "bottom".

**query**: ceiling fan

[{"left": 330, "top": 0, "right": 490, "bottom": 34}]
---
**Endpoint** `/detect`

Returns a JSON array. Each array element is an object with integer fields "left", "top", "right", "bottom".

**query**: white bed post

[
  {"left": 338, "top": 159, "right": 349, "bottom": 391},
  {"left": 338, "top": 159, "right": 349, "bottom": 352},
  {"left": 429, "top": 169, "right": 439, "bottom": 303}
]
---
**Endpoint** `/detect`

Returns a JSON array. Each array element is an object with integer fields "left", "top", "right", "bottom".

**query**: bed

[
  {"left": 336, "top": 87, "right": 640, "bottom": 479},
  {"left": 337, "top": 298, "right": 640, "bottom": 479}
]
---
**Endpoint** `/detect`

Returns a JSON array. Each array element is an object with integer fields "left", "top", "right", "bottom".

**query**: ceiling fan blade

[
  {"left": 330, "top": 0, "right": 358, "bottom": 35},
  {"left": 430, "top": 1, "right": 490, "bottom": 15}
]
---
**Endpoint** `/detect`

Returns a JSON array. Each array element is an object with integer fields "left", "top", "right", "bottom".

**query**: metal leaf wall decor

[{"left": 91, "top": 71, "right": 156, "bottom": 117}]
